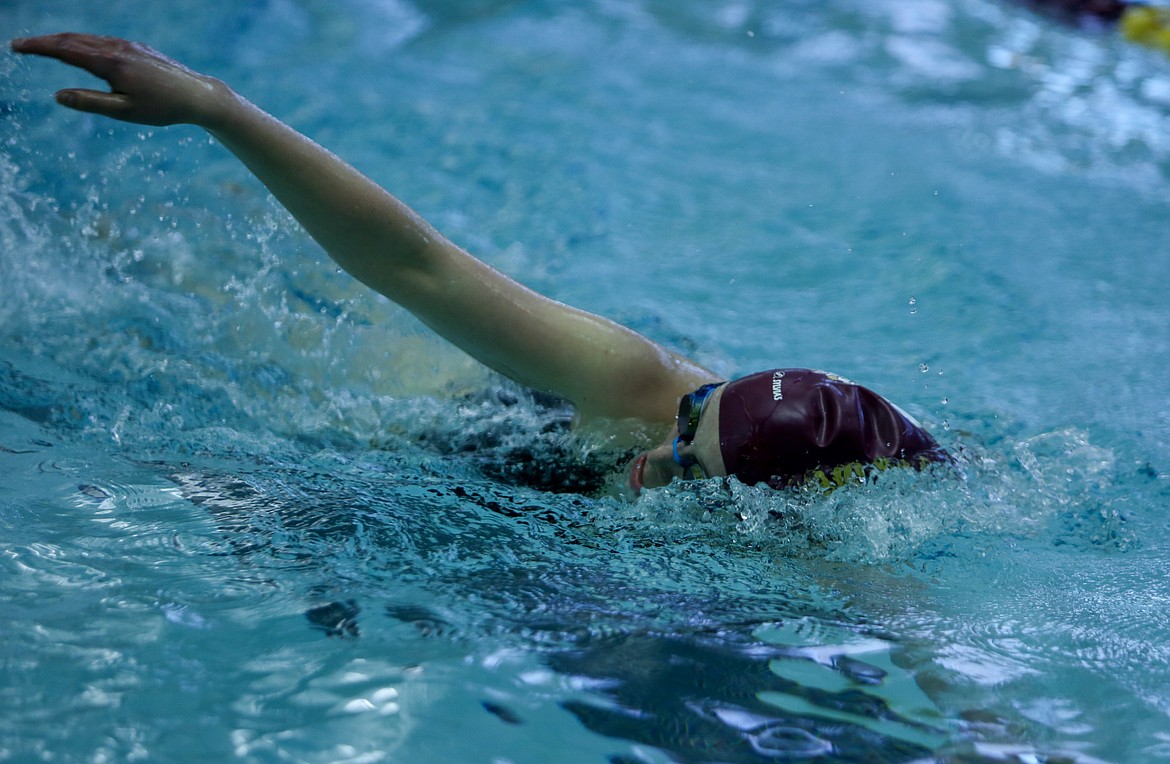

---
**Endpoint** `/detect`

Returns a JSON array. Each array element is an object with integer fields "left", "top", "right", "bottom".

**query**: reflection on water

[{"left": 552, "top": 621, "right": 949, "bottom": 762}]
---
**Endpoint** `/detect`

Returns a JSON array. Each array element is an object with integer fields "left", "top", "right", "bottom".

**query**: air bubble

[{"left": 918, "top": 363, "right": 929, "bottom": 373}]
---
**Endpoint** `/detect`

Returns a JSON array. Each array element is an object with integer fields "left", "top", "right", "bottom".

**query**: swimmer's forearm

[
  {"left": 203, "top": 90, "right": 448, "bottom": 303},
  {"left": 11, "top": 33, "right": 444, "bottom": 301}
]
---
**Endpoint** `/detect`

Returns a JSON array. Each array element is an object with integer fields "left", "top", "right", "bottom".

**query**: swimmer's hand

[{"left": 11, "top": 33, "right": 228, "bottom": 128}]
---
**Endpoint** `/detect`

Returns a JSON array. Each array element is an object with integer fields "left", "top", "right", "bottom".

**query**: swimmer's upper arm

[{"left": 399, "top": 237, "right": 719, "bottom": 422}]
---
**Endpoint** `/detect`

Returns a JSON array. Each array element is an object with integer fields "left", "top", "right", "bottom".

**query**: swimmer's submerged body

[{"left": 12, "top": 33, "right": 948, "bottom": 495}]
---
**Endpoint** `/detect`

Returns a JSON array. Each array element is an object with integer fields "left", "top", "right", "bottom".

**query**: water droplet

[{"left": 918, "top": 363, "right": 929, "bottom": 373}]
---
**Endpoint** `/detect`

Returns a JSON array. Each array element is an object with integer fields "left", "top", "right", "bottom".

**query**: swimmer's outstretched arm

[{"left": 13, "top": 33, "right": 718, "bottom": 423}]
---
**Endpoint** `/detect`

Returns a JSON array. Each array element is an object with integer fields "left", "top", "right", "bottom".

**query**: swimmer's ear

[{"left": 55, "top": 88, "right": 134, "bottom": 119}]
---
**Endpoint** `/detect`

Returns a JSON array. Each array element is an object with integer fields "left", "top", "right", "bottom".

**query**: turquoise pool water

[{"left": 3, "top": 1, "right": 1170, "bottom": 761}]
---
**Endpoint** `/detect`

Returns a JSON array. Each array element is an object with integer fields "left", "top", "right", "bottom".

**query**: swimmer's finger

[
  {"left": 11, "top": 34, "right": 127, "bottom": 80},
  {"left": 54, "top": 88, "right": 134, "bottom": 119}
]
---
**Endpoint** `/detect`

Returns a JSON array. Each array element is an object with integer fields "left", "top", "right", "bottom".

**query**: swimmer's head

[
  {"left": 718, "top": 368, "right": 947, "bottom": 487},
  {"left": 628, "top": 369, "right": 946, "bottom": 493}
]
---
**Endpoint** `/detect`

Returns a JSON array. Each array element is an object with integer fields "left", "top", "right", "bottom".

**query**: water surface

[{"left": 3, "top": 1, "right": 1170, "bottom": 761}]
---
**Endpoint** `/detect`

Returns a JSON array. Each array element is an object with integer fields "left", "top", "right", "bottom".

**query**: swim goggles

[{"left": 672, "top": 382, "right": 723, "bottom": 480}]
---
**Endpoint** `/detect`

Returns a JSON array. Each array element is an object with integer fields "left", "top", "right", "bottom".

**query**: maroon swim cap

[{"left": 718, "top": 369, "right": 946, "bottom": 488}]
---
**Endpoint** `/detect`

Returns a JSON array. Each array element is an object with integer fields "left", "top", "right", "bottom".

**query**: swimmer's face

[{"left": 628, "top": 384, "right": 728, "bottom": 494}]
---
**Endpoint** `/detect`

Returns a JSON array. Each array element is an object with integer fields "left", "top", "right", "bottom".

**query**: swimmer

[
  {"left": 11, "top": 33, "right": 947, "bottom": 494},
  {"left": 1021, "top": 0, "right": 1128, "bottom": 23},
  {"left": 1015, "top": 1, "right": 1170, "bottom": 56}
]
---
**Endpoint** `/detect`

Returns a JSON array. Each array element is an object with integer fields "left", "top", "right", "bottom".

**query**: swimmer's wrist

[{"left": 191, "top": 77, "right": 242, "bottom": 132}]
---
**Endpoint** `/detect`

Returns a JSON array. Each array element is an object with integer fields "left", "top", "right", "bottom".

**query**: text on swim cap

[{"left": 772, "top": 370, "right": 785, "bottom": 401}]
